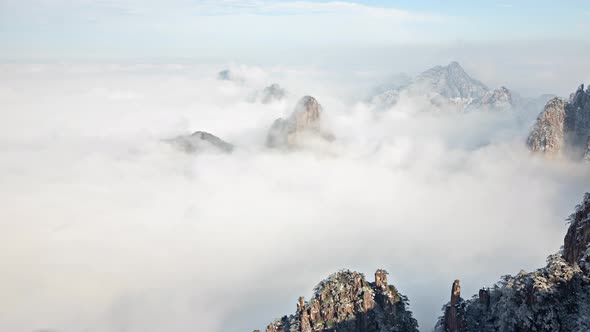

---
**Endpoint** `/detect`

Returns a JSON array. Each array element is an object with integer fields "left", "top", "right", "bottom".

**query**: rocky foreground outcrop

[
  {"left": 166, "top": 131, "right": 234, "bottom": 153},
  {"left": 436, "top": 192, "right": 590, "bottom": 332},
  {"left": 527, "top": 84, "right": 590, "bottom": 159},
  {"left": 267, "top": 96, "right": 333, "bottom": 149},
  {"left": 258, "top": 269, "right": 419, "bottom": 332}
]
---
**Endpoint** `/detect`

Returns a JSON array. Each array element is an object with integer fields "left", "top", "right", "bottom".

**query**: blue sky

[{"left": 1, "top": 0, "right": 589, "bottom": 59}]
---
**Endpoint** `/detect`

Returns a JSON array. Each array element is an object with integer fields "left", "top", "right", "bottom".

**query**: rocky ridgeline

[
  {"left": 371, "top": 62, "right": 523, "bottom": 112},
  {"left": 267, "top": 96, "right": 334, "bottom": 149},
  {"left": 436, "top": 193, "right": 590, "bottom": 332},
  {"left": 466, "top": 86, "right": 516, "bottom": 112},
  {"left": 257, "top": 269, "right": 418, "bottom": 332},
  {"left": 528, "top": 84, "right": 590, "bottom": 160}
]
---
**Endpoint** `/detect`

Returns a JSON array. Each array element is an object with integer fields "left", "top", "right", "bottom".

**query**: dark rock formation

[
  {"left": 435, "top": 192, "right": 590, "bottom": 332},
  {"left": 267, "top": 96, "right": 333, "bottom": 149},
  {"left": 565, "top": 84, "right": 590, "bottom": 155},
  {"left": 260, "top": 84, "right": 286, "bottom": 104},
  {"left": 564, "top": 193, "right": 590, "bottom": 268},
  {"left": 217, "top": 69, "right": 232, "bottom": 81},
  {"left": 166, "top": 131, "right": 234, "bottom": 153},
  {"left": 260, "top": 269, "right": 419, "bottom": 332},
  {"left": 528, "top": 84, "right": 590, "bottom": 159},
  {"left": 438, "top": 280, "right": 466, "bottom": 332}
]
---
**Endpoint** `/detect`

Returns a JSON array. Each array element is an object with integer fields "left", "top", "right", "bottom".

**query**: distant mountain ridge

[{"left": 371, "top": 62, "right": 549, "bottom": 112}]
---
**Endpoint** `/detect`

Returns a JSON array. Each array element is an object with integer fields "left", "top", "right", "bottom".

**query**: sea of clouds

[{"left": 1, "top": 62, "right": 589, "bottom": 332}]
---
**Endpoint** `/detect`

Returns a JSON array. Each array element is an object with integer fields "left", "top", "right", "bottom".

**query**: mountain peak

[
  {"left": 260, "top": 269, "right": 418, "bottom": 332},
  {"left": 447, "top": 61, "right": 464, "bottom": 71},
  {"left": 414, "top": 61, "right": 489, "bottom": 101}
]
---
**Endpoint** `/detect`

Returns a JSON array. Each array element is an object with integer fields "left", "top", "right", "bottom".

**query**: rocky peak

[
  {"left": 563, "top": 193, "right": 590, "bottom": 268},
  {"left": 527, "top": 97, "right": 567, "bottom": 154},
  {"left": 266, "top": 96, "right": 332, "bottom": 149},
  {"left": 435, "top": 193, "right": 590, "bottom": 332},
  {"left": 375, "top": 269, "right": 388, "bottom": 289},
  {"left": 565, "top": 84, "right": 590, "bottom": 151},
  {"left": 260, "top": 269, "right": 418, "bottom": 332},
  {"left": 528, "top": 83, "right": 590, "bottom": 159},
  {"left": 371, "top": 61, "right": 490, "bottom": 111},
  {"left": 414, "top": 61, "right": 489, "bottom": 101},
  {"left": 439, "top": 280, "right": 466, "bottom": 332},
  {"left": 166, "top": 131, "right": 234, "bottom": 153}
]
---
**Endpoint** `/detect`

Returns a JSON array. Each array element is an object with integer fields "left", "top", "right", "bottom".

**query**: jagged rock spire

[{"left": 441, "top": 280, "right": 466, "bottom": 332}]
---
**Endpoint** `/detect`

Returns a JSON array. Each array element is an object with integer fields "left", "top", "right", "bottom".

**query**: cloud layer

[{"left": 1, "top": 63, "right": 589, "bottom": 332}]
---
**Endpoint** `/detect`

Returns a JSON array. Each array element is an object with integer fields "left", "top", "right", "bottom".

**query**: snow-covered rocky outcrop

[
  {"left": 527, "top": 84, "right": 590, "bottom": 160},
  {"left": 436, "top": 193, "right": 590, "bottom": 332},
  {"left": 466, "top": 86, "right": 516, "bottom": 112},
  {"left": 257, "top": 269, "right": 419, "bottom": 332},
  {"left": 370, "top": 62, "right": 554, "bottom": 113},
  {"left": 372, "top": 62, "right": 491, "bottom": 111}
]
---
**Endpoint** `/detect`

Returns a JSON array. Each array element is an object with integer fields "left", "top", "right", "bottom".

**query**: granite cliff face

[
  {"left": 259, "top": 270, "right": 419, "bottom": 332},
  {"left": 526, "top": 98, "right": 567, "bottom": 155},
  {"left": 436, "top": 193, "right": 590, "bottom": 332},
  {"left": 267, "top": 96, "right": 333, "bottom": 149},
  {"left": 528, "top": 84, "right": 590, "bottom": 159},
  {"left": 167, "top": 131, "right": 234, "bottom": 153}
]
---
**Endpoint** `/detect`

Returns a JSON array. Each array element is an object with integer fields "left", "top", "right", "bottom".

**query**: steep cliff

[
  {"left": 528, "top": 84, "right": 590, "bottom": 159},
  {"left": 526, "top": 98, "right": 567, "bottom": 155}
]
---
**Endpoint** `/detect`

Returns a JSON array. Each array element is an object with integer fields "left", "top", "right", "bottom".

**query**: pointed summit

[
  {"left": 414, "top": 61, "right": 489, "bottom": 100},
  {"left": 260, "top": 269, "right": 418, "bottom": 332},
  {"left": 266, "top": 96, "right": 333, "bottom": 149}
]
